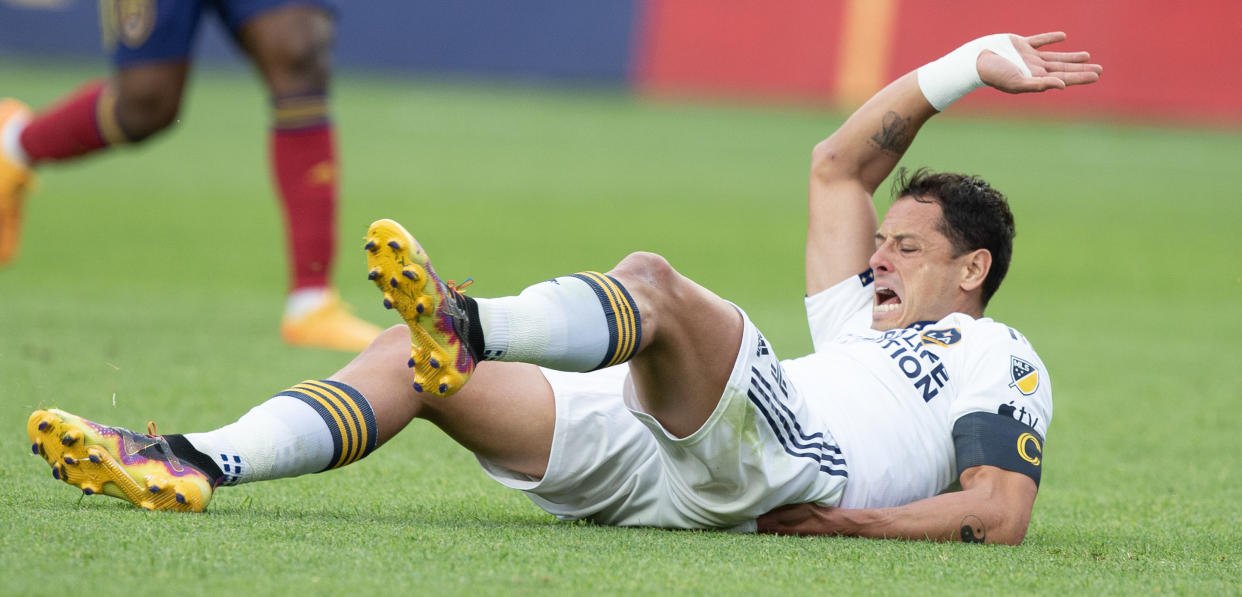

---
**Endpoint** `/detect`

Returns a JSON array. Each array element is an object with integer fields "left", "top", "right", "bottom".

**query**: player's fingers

[
  {"left": 1056, "top": 71, "right": 1101, "bottom": 86},
  {"left": 1010, "top": 76, "right": 1067, "bottom": 93},
  {"left": 1025, "top": 31, "right": 1067, "bottom": 48},
  {"left": 1042, "top": 61, "right": 1104, "bottom": 74},
  {"left": 1038, "top": 50, "right": 1092, "bottom": 63}
]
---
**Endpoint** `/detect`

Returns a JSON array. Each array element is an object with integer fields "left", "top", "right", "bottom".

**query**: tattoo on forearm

[
  {"left": 869, "top": 111, "right": 914, "bottom": 154},
  {"left": 960, "top": 515, "right": 986, "bottom": 543}
]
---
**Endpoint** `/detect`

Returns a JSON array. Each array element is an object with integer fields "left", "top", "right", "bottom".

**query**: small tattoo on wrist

[{"left": 960, "top": 515, "right": 986, "bottom": 543}]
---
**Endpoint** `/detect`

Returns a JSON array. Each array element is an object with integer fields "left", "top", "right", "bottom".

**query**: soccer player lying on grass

[{"left": 27, "top": 32, "right": 1100, "bottom": 544}]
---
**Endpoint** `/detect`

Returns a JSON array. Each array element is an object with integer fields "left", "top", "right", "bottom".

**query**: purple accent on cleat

[
  {"left": 438, "top": 383, "right": 449, "bottom": 394},
  {"left": 176, "top": 494, "right": 186, "bottom": 504},
  {"left": 416, "top": 303, "right": 424, "bottom": 314},
  {"left": 402, "top": 270, "right": 415, "bottom": 280},
  {"left": 429, "top": 358, "right": 440, "bottom": 369},
  {"left": 89, "top": 454, "right": 100, "bottom": 463},
  {"left": 365, "top": 241, "right": 376, "bottom": 250},
  {"left": 368, "top": 270, "right": 379, "bottom": 280},
  {"left": 52, "top": 467, "right": 60, "bottom": 480},
  {"left": 390, "top": 278, "right": 399, "bottom": 288},
  {"left": 383, "top": 299, "right": 393, "bottom": 309},
  {"left": 412, "top": 382, "right": 423, "bottom": 393},
  {"left": 61, "top": 436, "right": 73, "bottom": 446},
  {"left": 387, "top": 241, "right": 401, "bottom": 250},
  {"left": 83, "top": 488, "right": 94, "bottom": 495},
  {"left": 31, "top": 443, "right": 39, "bottom": 454},
  {"left": 38, "top": 422, "right": 49, "bottom": 431},
  {"left": 407, "top": 357, "right": 415, "bottom": 368},
  {"left": 149, "top": 486, "right": 160, "bottom": 494},
  {"left": 64, "top": 456, "right": 75, "bottom": 465}
]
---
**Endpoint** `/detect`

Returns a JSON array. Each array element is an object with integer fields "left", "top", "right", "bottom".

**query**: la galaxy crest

[
  {"left": 920, "top": 327, "right": 961, "bottom": 348},
  {"left": 1008, "top": 356, "right": 1039, "bottom": 395}
]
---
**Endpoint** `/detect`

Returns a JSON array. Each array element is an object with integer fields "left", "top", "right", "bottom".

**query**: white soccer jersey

[{"left": 782, "top": 270, "right": 1053, "bottom": 509}]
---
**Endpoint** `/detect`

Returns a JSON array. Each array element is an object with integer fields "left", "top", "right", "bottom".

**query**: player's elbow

[{"left": 809, "top": 138, "right": 852, "bottom": 183}]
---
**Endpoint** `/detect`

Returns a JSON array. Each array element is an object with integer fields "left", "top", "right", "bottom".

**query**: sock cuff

[
  {"left": 275, "top": 380, "right": 378, "bottom": 471},
  {"left": 272, "top": 93, "right": 330, "bottom": 131},
  {"left": 164, "top": 434, "right": 225, "bottom": 487},
  {"left": 569, "top": 272, "right": 642, "bottom": 369}
]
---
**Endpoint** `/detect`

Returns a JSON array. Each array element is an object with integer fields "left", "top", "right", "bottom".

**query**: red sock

[
  {"left": 20, "top": 80, "right": 125, "bottom": 164},
  {"left": 270, "top": 94, "right": 337, "bottom": 292}
]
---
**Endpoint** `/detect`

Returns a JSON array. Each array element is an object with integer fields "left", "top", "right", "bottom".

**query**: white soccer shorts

[{"left": 475, "top": 308, "right": 849, "bottom": 530}]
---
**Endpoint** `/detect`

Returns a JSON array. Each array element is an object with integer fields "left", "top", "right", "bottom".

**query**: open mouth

[{"left": 874, "top": 286, "right": 902, "bottom": 313}]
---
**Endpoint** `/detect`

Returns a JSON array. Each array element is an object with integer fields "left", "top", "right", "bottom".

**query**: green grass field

[{"left": 1, "top": 59, "right": 1239, "bottom": 595}]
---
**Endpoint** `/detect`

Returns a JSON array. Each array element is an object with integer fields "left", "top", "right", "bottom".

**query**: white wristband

[{"left": 916, "top": 34, "right": 1032, "bottom": 111}]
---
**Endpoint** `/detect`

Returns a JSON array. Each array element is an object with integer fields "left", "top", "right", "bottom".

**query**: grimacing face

[{"left": 869, "top": 197, "right": 988, "bottom": 331}]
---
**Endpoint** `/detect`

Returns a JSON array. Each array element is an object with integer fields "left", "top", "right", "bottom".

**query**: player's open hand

[{"left": 981, "top": 32, "right": 1102, "bottom": 93}]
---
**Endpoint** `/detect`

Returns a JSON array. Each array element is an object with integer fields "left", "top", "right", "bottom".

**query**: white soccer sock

[
  {"left": 184, "top": 380, "right": 378, "bottom": 485},
  {"left": 284, "top": 286, "right": 331, "bottom": 320},
  {"left": 474, "top": 272, "right": 642, "bottom": 371},
  {"left": 1, "top": 111, "right": 30, "bottom": 167}
]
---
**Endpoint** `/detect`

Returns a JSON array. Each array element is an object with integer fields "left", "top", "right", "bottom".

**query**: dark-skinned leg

[{"left": 234, "top": 4, "right": 380, "bottom": 351}]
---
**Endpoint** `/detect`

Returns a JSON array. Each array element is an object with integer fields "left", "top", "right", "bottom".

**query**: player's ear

[{"left": 959, "top": 248, "right": 991, "bottom": 293}]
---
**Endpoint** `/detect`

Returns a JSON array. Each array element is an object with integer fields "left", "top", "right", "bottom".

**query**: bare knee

[
  {"left": 610, "top": 251, "right": 681, "bottom": 293},
  {"left": 244, "top": 9, "right": 335, "bottom": 96},
  {"left": 113, "top": 72, "right": 184, "bottom": 142}
]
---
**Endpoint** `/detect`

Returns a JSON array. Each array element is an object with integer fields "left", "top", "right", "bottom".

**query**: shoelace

[{"left": 447, "top": 278, "right": 474, "bottom": 293}]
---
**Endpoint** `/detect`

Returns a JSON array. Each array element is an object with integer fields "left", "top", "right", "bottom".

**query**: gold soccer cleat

[
  {"left": 27, "top": 409, "right": 214, "bottom": 512},
  {"left": 0, "top": 98, "right": 34, "bottom": 266},
  {"left": 281, "top": 290, "right": 383, "bottom": 352},
  {"left": 364, "top": 219, "right": 479, "bottom": 397}
]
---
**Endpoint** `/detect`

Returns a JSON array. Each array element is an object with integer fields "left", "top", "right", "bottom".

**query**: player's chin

[{"left": 871, "top": 307, "right": 903, "bottom": 330}]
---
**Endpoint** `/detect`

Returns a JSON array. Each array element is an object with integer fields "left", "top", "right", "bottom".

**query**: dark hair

[{"left": 893, "top": 167, "right": 1015, "bottom": 306}]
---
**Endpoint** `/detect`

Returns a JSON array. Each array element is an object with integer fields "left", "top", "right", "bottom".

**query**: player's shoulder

[{"left": 941, "top": 314, "right": 1040, "bottom": 352}]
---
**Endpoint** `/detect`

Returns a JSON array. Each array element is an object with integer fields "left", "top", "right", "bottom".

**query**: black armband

[{"left": 952, "top": 412, "right": 1044, "bottom": 486}]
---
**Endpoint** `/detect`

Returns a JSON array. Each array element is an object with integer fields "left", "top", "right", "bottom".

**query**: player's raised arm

[{"left": 805, "top": 32, "right": 1101, "bottom": 296}]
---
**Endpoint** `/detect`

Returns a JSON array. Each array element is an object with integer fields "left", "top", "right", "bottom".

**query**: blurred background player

[{"left": 0, "top": 0, "right": 380, "bottom": 351}]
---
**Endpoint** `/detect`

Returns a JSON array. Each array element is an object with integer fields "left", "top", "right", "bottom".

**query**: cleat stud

[
  {"left": 89, "top": 454, "right": 100, "bottom": 463},
  {"left": 176, "top": 493, "right": 186, "bottom": 504},
  {"left": 38, "top": 421, "right": 49, "bottom": 431},
  {"left": 415, "top": 303, "right": 424, "bottom": 314},
  {"left": 402, "top": 269, "right": 416, "bottom": 280},
  {"left": 429, "top": 358, "right": 440, "bottom": 369},
  {"left": 407, "top": 357, "right": 415, "bottom": 368},
  {"left": 63, "top": 456, "right": 75, "bottom": 465},
  {"left": 387, "top": 240, "right": 401, "bottom": 250},
  {"left": 390, "top": 277, "right": 399, "bottom": 288},
  {"left": 412, "top": 382, "right": 423, "bottom": 393},
  {"left": 367, "top": 269, "right": 380, "bottom": 281},
  {"left": 148, "top": 486, "right": 161, "bottom": 494},
  {"left": 383, "top": 298, "right": 393, "bottom": 310},
  {"left": 83, "top": 488, "right": 94, "bottom": 495},
  {"left": 51, "top": 467, "right": 60, "bottom": 480},
  {"left": 438, "top": 383, "right": 449, "bottom": 395},
  {"left": 364, "top": 240, "right": 376, "bottom": 251},
  {"left": 31, "top": 442, "right": 39, "bottom": 455}
]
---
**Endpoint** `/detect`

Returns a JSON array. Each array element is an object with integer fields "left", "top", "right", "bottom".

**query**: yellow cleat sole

[
  {"left": 27, "top": 409, "right": 211, "bottom": 512},
  {"left": 364, "top": 219, "right": 471, "bottom": 397}
]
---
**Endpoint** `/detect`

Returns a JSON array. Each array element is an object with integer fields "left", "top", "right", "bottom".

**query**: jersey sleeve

[
  {"left": 948, "top": 324, "right": 1053, "bottom": 483},
  {"left": 805, "top": 269, "right": 875, "bottom": 352}
]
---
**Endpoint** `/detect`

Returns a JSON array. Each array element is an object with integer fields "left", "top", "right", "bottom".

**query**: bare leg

[
  {"left": 111, "top": 62, "right": 190, "bottom": 142},
  {"left": 331, "top": 325, "right": 556, "bottom": 478},
  {"left": 606, "top": 252, "right": 744, "bottom": 438}
]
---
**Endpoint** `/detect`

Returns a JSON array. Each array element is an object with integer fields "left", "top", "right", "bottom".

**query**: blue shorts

[{"left": 101, "top": 0, "right": 336, "bottom": 66}]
